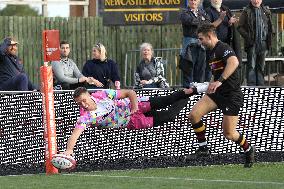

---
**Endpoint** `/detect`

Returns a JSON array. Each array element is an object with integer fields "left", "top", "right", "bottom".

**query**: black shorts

[{"left": 207, "top": 88, "right": 243, "bottom": 116}]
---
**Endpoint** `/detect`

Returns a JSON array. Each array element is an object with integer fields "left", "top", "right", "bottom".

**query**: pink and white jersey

[{"left": 75, "top": 90, "right": 150, "bottom": 130}]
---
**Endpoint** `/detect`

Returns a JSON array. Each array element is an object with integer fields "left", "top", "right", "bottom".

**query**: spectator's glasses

[{"left": 95, "top": 43, "right": 101, "bottom": 49}]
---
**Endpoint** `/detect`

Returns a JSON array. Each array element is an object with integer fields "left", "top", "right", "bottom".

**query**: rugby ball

[{"left": 51, "top": 154, "right": 76, "bottom": 170}]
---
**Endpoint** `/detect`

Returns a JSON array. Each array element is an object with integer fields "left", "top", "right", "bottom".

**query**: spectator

[
  {"left": 82, "top": 43, "right": 121, "bottom": 89},
  {"left": 51, "top": 41, "right": 91, "bottom": 90},
  {"left": 135, "top": 42, "right": 169, "bottom": 88},
  {"left": 206, "top": 0, "right": 242, "bottom": 83},
  {"left": 180, "top": 0, "right": 211, "bottom": 87},
  {"left": 238, "top": 0, "right": 273, "bottom": 86},
  {"left": 0, "top": 37, "right": 37, "bottom": 91}
]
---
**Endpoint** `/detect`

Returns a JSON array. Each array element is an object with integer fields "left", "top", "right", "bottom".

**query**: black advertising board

[{"left": 102, "top": 0, "right": 186, "bottom": 25}]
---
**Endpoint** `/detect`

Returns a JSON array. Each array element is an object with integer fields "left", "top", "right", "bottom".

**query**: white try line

[{"left": 63, "top": 174, "right": 284, "bottom": 186}]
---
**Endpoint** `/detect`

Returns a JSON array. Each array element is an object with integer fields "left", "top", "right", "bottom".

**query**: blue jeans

[
  {"left": 181, "top": 37, "right": 207, "bottom": 87},
  {"left": 246, "top": 46, "right": 267, "bottom": 86}
]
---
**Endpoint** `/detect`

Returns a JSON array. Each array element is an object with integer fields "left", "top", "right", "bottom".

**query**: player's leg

[
  {"left": 127, "top": 98, "right": 189, "bottom": 129},
  {"left": 188, "top": 95, "right": 217, "bottom": 156},
  {"left": 127, "top": 112, "right": 153, "bottom": 130},
  {"left": 222, "top": 115, "right": 255, "bottom": 168},
  {"left": 152, "top": 98, "right": 189, "bottom": 127},
  {"left": 149, "top": 89, "right": 194, "bottom": 110}
]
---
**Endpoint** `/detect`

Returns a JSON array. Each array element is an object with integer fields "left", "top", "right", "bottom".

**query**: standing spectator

[
  {"left": 82, "top": 43, "right": 121, "bottom": 89},
  {"left": 238, "top": 0, "right": 273, "bottom": 86},
  {"left": 135, "top": 42, "right": 169, "bottom": 88},
  {"left": 205, "top": 0, "right": 242, "bottom": 83},
  {"left": 0, "top": 37, "right": 37, "bottom": 91},
  {"left": 180, "top": 0, "right": 211, "bottom": 87},
  {"left": 187, "top": 24, "right": 255, "bottom": 168},
  {"left": 51, "top": 41, "right": 91, "bottom": 90}
]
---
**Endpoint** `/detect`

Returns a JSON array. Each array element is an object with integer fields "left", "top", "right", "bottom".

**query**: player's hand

[
  {"left": 207, "top": 81, "right": 222, "bottom": 94},
  {"left": 130, "top": 105, "right": 138, "bottom": 114},
  {"left": 184, "top": 88, "right": 193, "bottom": 95},
  {"left": 62, "top": 149, "right": 74, "bottom": 157}
]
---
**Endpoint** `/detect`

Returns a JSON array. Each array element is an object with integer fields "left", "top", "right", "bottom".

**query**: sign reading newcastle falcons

[{"left": 103, "top": 0, "right": 186, "bottom": 25}]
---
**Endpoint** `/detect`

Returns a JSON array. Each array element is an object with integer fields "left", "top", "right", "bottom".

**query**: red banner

[
  {"left": 42, "top": 30, "right": 60, "bottom": 62},
  {"left": 40, "top": 66, "right": 58, "bottom": 175}
]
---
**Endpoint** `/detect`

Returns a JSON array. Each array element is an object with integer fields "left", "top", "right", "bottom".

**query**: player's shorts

[{"left": 207, "top": 88, "right": 243, "bottom": 116}]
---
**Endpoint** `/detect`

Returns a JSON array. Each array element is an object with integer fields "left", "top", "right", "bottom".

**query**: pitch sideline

[{"left": 63, "top": 173, "right": 284, "bottom": 186}]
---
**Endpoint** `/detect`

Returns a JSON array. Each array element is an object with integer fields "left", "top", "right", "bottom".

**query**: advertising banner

[
  {"left": 102, "top": 0, "right": 186, "bottom": 25},
  {"left": 42, "top": 30, "right": 60, "bottom": 62}
]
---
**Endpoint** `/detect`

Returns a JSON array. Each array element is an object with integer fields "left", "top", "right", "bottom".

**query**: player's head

[
  {"left": 197, "top": 24, "right": 217, "bottom": 50},
  {"left": 73, "top": 87, "right": 96, "bottom": 111},
  {"left": 60, "top": 40, "right": 70, "bottom": 58}
]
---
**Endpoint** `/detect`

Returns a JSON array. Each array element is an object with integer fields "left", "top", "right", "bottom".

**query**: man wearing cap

[{"left": 0, "top": 37, "right": 37, "bottom": 91}]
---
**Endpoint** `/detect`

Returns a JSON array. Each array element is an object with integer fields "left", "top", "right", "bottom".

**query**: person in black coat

[
  {"left": 82, "top": 43, "right": 121, "bottom": 89},
  {"left": 205, "top": 0, "right": 243, "bottom": 83},
  {"left": 0, "top": 37, "right": 37, "bottom": 91}
]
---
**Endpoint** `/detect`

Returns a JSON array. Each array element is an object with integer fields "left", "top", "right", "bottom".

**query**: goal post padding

[{"left": 0, "top": 88, "right": 283, "bottom": 175}]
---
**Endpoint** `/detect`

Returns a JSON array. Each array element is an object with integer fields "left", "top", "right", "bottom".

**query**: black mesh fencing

[{"left": 0, "top": 88, "right": 283, "bottom": 175}]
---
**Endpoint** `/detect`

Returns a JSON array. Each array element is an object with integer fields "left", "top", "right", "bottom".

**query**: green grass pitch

[{"left": 0, "top": 162, "right": 283, "bottom": 189}]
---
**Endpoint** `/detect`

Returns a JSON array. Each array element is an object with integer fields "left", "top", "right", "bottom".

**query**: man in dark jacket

[
  {"left": 238, "top": 0, "right": 273, "bottom": 86},
  {"left": 206, "top": 0, "right": 243, "bottom": 84},
  {"left": 0, "top": 37, "right": 37, "bottom": 91}
]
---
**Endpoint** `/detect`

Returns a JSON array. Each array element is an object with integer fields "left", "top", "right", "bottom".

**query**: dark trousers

[
  {"left": 0, "top": 73, "right": 36, "bottom": 91},
  {"left": 182, "top": 45, "right": 207, "bottom": 87},
  {"left": 246, "top": 46, "right": 267, "bottom": 86},
  {"left": 148, "top": 91, "right": 192, "bottom": 126}
]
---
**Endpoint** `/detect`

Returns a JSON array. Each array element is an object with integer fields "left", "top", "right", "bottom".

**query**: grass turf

[{"left": 0, "top": 162, "right": 283, "bottom": 189}]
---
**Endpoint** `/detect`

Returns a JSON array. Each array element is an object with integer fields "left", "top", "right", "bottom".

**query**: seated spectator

[
  {"left": 135, "top": 42, "right": 169, "bottom": 88},
  {"left": 51, "top": 41, "right": 92, "bottom": 90},
  {"left": 82, "top": 43, "right": 121, "bottom": 89},
  {"left": 0, "top": 37, "right": 37, "bottom": 91}
]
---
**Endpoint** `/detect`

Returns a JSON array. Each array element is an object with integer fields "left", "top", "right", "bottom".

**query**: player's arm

[
  {"left": 118, "top": 89, "right": 138, "bottom": 114},
  {"left": 220, "top": 56, "right": 239, "bottom": 80},
  {"left": 64, "top": 127, "right": 84, "bottom": 156}
]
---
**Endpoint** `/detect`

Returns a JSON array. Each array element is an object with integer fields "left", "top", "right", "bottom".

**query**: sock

[
  {"left": 236, "top": 133, "right": 250, "bottom": 152},
  {"left": 192, "top": 120, "right": 207, "bottom": 147}
]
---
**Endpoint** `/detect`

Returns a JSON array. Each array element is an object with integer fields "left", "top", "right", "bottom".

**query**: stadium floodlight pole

[{"left": 41, "top": 30, "right": 61, "bottom": 175}]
